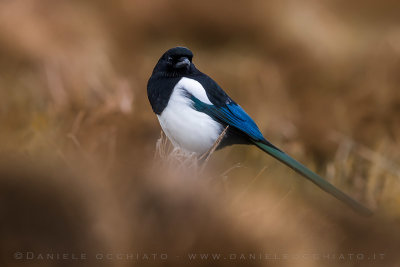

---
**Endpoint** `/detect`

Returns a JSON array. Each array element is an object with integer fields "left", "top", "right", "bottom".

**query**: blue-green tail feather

[
  {"left": 253, "top": 140, "right": 372, "bottom": 216},
  {"left": 187, "top": 93, "right": 371, "bottom": 215}
]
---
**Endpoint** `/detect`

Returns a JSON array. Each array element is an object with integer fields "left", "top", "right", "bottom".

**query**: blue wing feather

[
  {"left": 188, "top": 92, "right": 371, "bottom": 215},
  {"left": 189, "top": 94, "right": 265, "bottom": 141}
]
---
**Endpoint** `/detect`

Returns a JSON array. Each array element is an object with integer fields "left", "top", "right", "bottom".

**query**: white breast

[{"left": 157, "top": 77, "right": 223, "bottom": 154}]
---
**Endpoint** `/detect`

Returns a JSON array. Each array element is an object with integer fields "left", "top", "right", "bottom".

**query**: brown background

[{"left": 0, "top": 1, "right": 400, "bottom": 266}]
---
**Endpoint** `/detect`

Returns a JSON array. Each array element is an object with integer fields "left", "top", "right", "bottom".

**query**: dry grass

[{"left": 1, "top": 0, "right": 400, "bottom": 266}]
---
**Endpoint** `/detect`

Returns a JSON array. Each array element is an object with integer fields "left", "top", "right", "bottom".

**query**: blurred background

[{"left": 1, "top": 0, "right": 400, "bottom": 266}]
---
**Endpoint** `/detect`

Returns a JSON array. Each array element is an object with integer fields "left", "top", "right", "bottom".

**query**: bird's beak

[{"left": 175, "top": 57, "right": 191, "bottom": 69}]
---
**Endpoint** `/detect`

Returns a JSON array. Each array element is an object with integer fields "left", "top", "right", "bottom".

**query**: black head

[{"left": 152, "top": 47, "right": 194, "bottom": 76}]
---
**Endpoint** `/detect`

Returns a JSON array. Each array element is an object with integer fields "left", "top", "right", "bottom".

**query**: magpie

[{"left": 147, "top": 46, "right": 372, "bottom": 216}]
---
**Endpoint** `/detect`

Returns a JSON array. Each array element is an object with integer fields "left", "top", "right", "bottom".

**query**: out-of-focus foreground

[{"left": 1, "top": 1, "right": 400, "bottom": 266}]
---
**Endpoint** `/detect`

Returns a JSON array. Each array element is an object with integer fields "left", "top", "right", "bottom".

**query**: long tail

[{"left": 253, "top": 140, "right": 372, "bottom": 216}]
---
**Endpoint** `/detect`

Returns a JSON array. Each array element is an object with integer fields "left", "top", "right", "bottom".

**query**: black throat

[{"left": 147, "top": 72, "right": 182, "bottom": 115}]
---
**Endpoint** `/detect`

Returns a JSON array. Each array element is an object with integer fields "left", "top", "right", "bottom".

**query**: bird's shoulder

[
  {"left": 184, "top": 70, "right": 266, "bottom": 142},
  {"left": 187, "top": 69, "right": 233, "bottom": 107}
]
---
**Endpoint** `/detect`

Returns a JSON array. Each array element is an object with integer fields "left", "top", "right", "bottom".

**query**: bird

[{"left": 147, "top": 46, "right": 372, "bottom": 216}]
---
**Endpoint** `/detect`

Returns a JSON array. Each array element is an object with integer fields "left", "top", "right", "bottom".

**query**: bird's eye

[{"left": 167, "top": 56, "right": 173, "bottom": 62}]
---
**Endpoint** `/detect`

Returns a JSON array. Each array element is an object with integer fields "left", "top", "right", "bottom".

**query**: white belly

[{"left": 157, "top": 77, "right": 223, "bottom": 154}]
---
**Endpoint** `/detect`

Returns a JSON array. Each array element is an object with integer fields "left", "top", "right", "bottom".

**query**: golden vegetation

[{"left": 1, "top": 0, "right": 400, "bottom": 266}]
